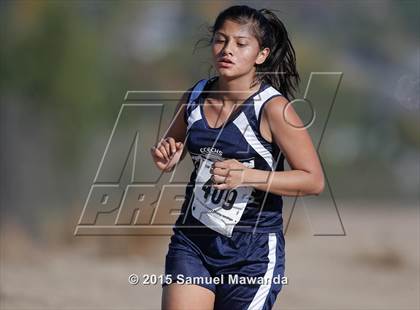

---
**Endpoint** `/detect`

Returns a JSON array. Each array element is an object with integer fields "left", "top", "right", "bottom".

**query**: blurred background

[{"left": 1, "top": 0, "right": 419, "bottom": 309}]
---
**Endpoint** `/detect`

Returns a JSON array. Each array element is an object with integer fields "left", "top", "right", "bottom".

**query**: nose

[{"left": 221, "top": 40, "right": 234, "bottom": 56}]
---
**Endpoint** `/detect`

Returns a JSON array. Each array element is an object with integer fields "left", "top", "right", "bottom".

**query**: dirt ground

[{"left": 1, "top": 200, "right": 419, "bottom": 309}]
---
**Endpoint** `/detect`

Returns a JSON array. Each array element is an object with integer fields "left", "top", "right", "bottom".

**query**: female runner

[{"left": 151, "top": 5, "right": 324, "bottom": 310}]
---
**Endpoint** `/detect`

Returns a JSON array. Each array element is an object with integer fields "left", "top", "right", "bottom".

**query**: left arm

[{"left": 211, "top": 96, "right": 325, "bottom": 196}]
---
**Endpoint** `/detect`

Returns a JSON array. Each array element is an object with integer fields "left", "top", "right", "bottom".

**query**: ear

[{"left": 255, "top": 47, "right": 270, "bottom": 65}]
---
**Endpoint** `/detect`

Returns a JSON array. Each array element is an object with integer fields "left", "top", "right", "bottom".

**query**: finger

[
  {"left": 211, "top": 174, "right": 225, "bottom": 184},
  {"left": 212, "top": 183, "right": 228, "bottom": 190},
  {"left": 151, "top": 146, "right": 165, "bottom": 160},
  {"left": 176, "top": 142, "right": 184, "bottom": 150},
  {"left": 211, "top": 167, "right": 227, "bottom": 176},
  {"left": 158, "top": 145, "right": 170, "bottom": 161},
  {"left": 156, "top": 161, "right": 168, "bottom": 170},
  {"left": 166, "top": 137, "right": 177, "bottom": 154},
  {"left": 213, "top": 160, "right": 227, "bottom": 169},
  {"left": 161, "top": 140, "right": 171, "bottom": 158}
]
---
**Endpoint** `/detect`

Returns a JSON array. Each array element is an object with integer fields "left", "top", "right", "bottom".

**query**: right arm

[{"left": 150, "top": 90, "right": 190, "bottom": 172}]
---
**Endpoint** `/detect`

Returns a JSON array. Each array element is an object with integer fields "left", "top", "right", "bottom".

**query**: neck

[{"left": 214, "top": 74, "right": 261, "bottom": 103}]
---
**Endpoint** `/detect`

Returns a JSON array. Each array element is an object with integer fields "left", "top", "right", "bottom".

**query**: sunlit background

[{"left": 1, "top": 0, "right": 419, "bottom": 309}]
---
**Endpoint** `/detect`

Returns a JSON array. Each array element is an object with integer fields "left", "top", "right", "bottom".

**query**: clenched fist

[{"left": 150, "top": 137, "right": 184, "bottom": 172}]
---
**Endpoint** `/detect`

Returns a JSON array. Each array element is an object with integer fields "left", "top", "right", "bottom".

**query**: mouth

[{"left": 217, "top": 58, "right": 234, "bottom": 68}]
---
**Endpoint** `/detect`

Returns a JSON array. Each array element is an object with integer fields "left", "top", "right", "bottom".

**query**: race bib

[{"left": 191, "top": 154, "right": 255, "bottom": 237}]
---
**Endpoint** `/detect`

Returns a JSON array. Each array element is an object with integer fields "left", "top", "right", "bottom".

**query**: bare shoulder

[
  {"left": 263, "top": 95, "right": 304, "bottom": 129},
  {"left": 264, "top": 95, "right": 289, "bottom": 114}
]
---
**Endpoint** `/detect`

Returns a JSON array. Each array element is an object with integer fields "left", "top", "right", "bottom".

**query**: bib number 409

[{"left": 202, "top": 177, "right": 238, "bottom": 210}]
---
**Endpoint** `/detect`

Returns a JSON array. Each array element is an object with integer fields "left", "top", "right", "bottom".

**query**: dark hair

[{"left": 194, "top": 5, "right": 300, "bottom": 101}]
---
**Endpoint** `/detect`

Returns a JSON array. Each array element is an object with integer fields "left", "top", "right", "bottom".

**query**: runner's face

[{"left": 211, "top": 20, "right": 266, "bottom": 78}]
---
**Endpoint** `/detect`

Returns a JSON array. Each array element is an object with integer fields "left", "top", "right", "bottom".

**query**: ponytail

[{"left": 256, "top": 8, "right": 300, "bottom": 101}]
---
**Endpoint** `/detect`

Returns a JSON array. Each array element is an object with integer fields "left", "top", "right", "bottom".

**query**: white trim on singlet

[
  {"left": 187, "top": 106, "right": 202, "bottom": 131},
  {"left": 233, "top": 112, "right": 275, "bottom": 170},
  {"left": 247, "top": 233, "right": 277, "bottom": 310},
  {"left": 186, "top": 79, "right": 208, "bottom": 131},
  {"left": 253, "top": 86, "right": 282, "bottom": 122}
]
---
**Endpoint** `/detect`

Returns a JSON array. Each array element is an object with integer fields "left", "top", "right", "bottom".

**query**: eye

[
  {"left": 213, "top": 37, "right": 225, "bottom": 43},
  {"left": 237, "top": 43, "right": 248, "bottom": 47}
]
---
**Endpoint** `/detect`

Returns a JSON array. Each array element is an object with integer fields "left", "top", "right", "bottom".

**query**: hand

[
  {"left": 150, "top": 137, "right": 184, "bottom": 172},
  {"left": 210, "top": 159, "right": 249, "bottom": 190}
]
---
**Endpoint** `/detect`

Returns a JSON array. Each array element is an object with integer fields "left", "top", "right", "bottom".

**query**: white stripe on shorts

[{"left": 247, "top": 232, "right": 277, "bottom": 310}]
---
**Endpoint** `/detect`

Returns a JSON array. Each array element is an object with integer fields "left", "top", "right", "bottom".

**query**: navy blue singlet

[{"left": 175, "top": 76, "right": 286, "bottom": 236}]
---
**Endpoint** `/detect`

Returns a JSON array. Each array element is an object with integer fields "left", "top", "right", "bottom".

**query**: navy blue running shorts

[{"left": 162, "top": 227, "right": 286, "bottom": 310}]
